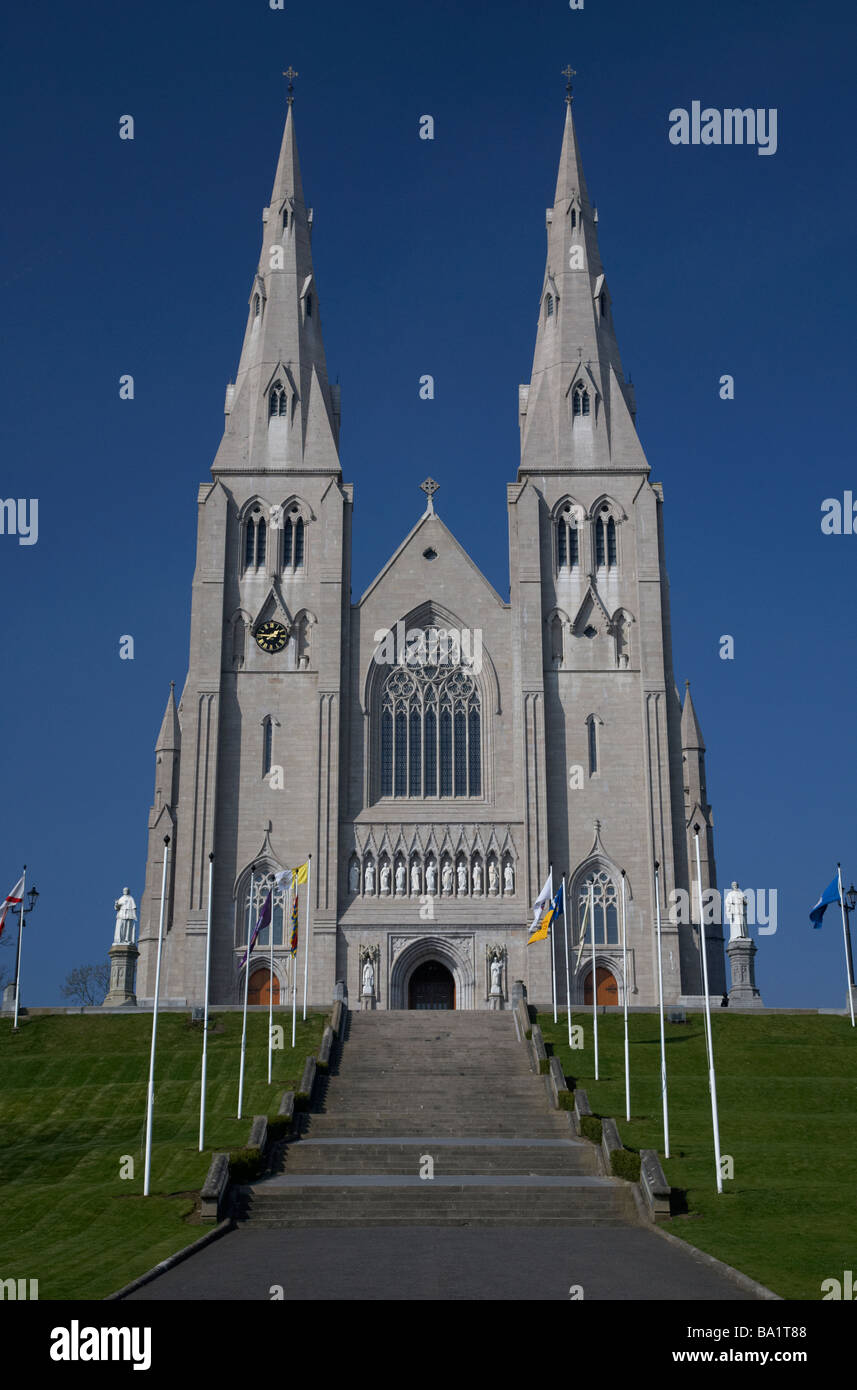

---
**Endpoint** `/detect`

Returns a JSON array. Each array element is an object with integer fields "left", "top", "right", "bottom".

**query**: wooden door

[
  {"left": 248, "top": 969, "right": 280, "bottom": 1006},
  {"left": 583, "top": 967, "right": 618, "bottom": 1006}
]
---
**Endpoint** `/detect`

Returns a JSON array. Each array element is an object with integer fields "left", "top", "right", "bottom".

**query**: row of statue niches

[{"left": 349, "top": 855, "right": 515, "bottom": 897}]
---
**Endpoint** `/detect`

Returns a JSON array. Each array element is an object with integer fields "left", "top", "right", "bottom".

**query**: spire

[
  {"left": 681, "top": 681, "right": 706, "bottom": 751},
  {"left": 156, "top": 682, "right": 181, "bottom": 752},
  {"left": 212, "top": 101, "right": 340, "bottom": 477},
  {"left": 518, "top": 95, "right": 645, "bottom": 477}
]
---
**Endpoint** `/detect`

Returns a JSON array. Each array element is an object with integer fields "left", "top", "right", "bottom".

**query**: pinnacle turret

[
  {"left": 212, "top": 102, "right": 340, "bottom": 476},
  {"left": 155, "top": 681, "right": 181, "bottom": 753},
  {"left": 681, "top": 681, "right": 706, "bottom": 751}
]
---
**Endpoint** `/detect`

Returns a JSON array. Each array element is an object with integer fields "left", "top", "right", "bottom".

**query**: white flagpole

[
  {"left": 653, "top": 860, "right": 670, "bottom": 1158},
  {"left": 694, "top": 827, "right": 722, "bottom": 1192},
  {"left": 589, "top": 882, "right": 598, "bottom": 1081},
  {"left": 548, "top": 866, "right": 557, "bottom": 1023},
  {"left": 144, "top": 835, "right": 170, "bottom": 1196},
  {"left": 837, "top": 864, "right": 856, "bottom": 1028},
  {"left": 291, "top": 872, "right": 298, "bottom": 1049},
  {"left": 621, "top": 869, "right": 630, "bottom": 1122},
  {"left": 562, "top": 875, "right": 572, "bottom": 1045},
  {"left": 237, "top": 865, "right": 255, "bottom": 1120},
  {"left": 12, "top": 865, "right": 26, "bottom": 1031},
  {"left": 302, "top": 854, "right": 312, "bottom": 1019},
  {"left": 199, "top": 852, "right": 214, "bottom": 1151},
  {"left": 267, "top": 873, "right": 275, "bottom": 1086}
]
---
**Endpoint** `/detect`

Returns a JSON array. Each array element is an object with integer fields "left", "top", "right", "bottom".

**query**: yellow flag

[
  {"left": 292, "top": 861, "right": 309, "bottom": 886},
  {"left": 527, "top": 905, "right": 554, "bottom": 946}
]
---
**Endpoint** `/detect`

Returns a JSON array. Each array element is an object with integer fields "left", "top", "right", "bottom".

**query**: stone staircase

[{"left": 241, "top": 1011, "right": 638, "bottom": 1228}]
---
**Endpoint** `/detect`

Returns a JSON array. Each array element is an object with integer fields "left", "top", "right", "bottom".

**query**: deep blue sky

[{"left": 2, "top": 0, "right": 855, "bottom": 1006}]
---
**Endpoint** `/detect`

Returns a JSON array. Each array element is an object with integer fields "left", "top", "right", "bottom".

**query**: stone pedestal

[
  {"left": 488, "top": 993, "right": 503, "bottom": 1011},
  {"left": 103, "top": 942, "right": 139, "bottom": 1007},
  {"left": 726, "top": 937, "right": 763, "bottom": 1007},
  {"left": 361, "top": 992, "right": 376, "bottom": 1011},
  {"left": 1, "top": 982, "right": 17, "bottom": 1014}
]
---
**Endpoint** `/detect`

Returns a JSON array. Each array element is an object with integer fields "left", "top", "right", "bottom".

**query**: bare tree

[{"left": 61, "top": 963, "right": 110, "bottom": 1006}]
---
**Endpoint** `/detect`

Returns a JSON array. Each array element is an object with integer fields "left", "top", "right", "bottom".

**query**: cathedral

[{"left": 136, "top": 89, "right": 726, "bottom": 1012}]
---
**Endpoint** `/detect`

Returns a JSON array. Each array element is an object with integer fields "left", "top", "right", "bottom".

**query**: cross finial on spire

[
  {"left": 561, "top": 65, "right": 576, "bottom": 105},
  {"left": 420, "top": 477, "right": 439, "bottom": 513},
  {"left": 283, "top": 66, "right": 299, "bottom": 105}
]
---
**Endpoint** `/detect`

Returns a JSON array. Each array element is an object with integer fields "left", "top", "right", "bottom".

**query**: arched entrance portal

[
  {"left": 584, "top": 966, "right": 618, "bottom": 1006},
  {"left": 408, "top": 960, "right": 456, "bottom": 1010},
  {"left": 248, "top": 969, "right": 280, "bottom": 1006}
]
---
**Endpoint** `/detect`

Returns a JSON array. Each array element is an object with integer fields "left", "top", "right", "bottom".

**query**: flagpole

[
  {"left": 267, "top": 873, "right": 275, "bottom": 1086},
  {"left": 653, "top": 860, "right": 670, "bottom": 1158},
  {"left": 549, "top": 866, "right": 557, "bottom": 1023},
  {"left": 589, "top": 882, "right": 598, "bottom": 1081},
  {"left": 562, "top": 874, "right": 572, "bottom": 1045},
  {"left": 12, "top": 865, "right": 26, "bottom": 1031},
  {"left": 199, "top": 852, "right": 214, "bottom": 1151},
  {"left": 291, "top": 873, "right": 298, "bottom": 1049},
  {"left": 302, "top": 854, "right": 312, "bottom": 1020},
  {"left": 621, "top": 869, "right": 630, "bottom": 1123},
  {"left": 694, "top": 827, "right": 722, "bottom": 1192},
  {"left": 144, "top": 836, "right": 170, "bottom": 1196},
  {"left": 837, "top": 864, "right": 856, "bottom": 1028},
  {"left": 237, "top": 865, "right": 255, "bottom": 1120}
]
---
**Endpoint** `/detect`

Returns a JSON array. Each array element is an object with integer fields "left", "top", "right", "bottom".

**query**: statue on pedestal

[
  {"left": 472, "top": 861, "right": 483, "bottom": 895},
  {"left": 113, "top": 888, "right": 137, "bottom": 945},
  {"left": 364, "top": 860, "right": 376, "bottom": 895},
  {"left": 488, "top": 860, "right": 499, "bottom": 895},
  {"left": 457, "top": 861, "right": 468, "bottom": 895},
  {"left": 380, "top": 861, "right": 391, "bottom": 895},
  {"left": 504, "top": 861, "right": 514, "bottom": 895},
  {"left": 725, "top": 882, "right": 748, "bottom": 941},
  {"left": 349, "top": 859, "right": 359, "bottom": 893},
  {"left": 426, "top": 860, "right": 437, "bottom": 895},
  {"left": 442, "top": 861, "right": 453, "bottom": 895},
  {"left": 362, "top": 959, "right": 375, "bottom": 996},
  {"left": 395, "top": 861, "right": 406, "bottom": 895}
]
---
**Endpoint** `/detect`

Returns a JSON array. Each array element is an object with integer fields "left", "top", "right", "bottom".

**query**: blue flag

[{"left": 810, "top": 874, "right": 840, "bottom": 929}]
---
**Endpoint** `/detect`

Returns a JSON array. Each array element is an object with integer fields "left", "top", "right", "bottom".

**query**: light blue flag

[{"left": 810, "top": 874, "right": 840, "bottom": 929}]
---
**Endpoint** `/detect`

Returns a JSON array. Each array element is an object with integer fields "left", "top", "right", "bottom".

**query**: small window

[
  {"left": 282, "top": 509, "right": 305, "bottom": 572},
  {"left": 282, "top": 207, "right": 289, "bottom": 229},
  {"left": 423, "top": 547, "right": 437, "bottom": 560},
  {"left": 572, "top": 384, "right": 590, "bottom": 418},
  {"left": 253, "top": 294, "right": 261, "bottom": 317},
  {"left": 545, "top": 293, "right": 554, "bottom": 319},
  {"left": 600, "top": 291, "right": 607, "bottom": 319},
  {"left": 570, "top": 207, "right": 577, "bottom": 228},
  {"left": 269, "top": 382, "right": 286, "bottom": 418},
  {"left": 263, "top": 719, "right": 273, "bottom": 776},
  {"left": 306, "top": 292, "right": 313, "bottom": 318},
  {"left": 587, "top": 718, "right": 599, "bottom": 775}
]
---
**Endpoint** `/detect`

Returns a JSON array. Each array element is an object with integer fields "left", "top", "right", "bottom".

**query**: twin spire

[
  {"left": 519, "top": 101, "right": 646, "bottom": 477},
  {"left": 212, "top": 85, "right": 645, "bottom": 482},
  {"left": 212, "top": 102, "right": 341, "bottom": 477}
]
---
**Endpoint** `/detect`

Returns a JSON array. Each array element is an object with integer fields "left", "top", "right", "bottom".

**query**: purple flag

[{"left": 240, "top": 888, "right": 272, "bottom": 968}]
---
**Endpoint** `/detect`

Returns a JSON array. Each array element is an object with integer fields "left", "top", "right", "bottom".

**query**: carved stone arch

[
  {"left": 546, "top": 606, "right": 571, "bottom": 666},
  {"left": 290, "top": 608, "right": 317, "bottom": 671},
  {"left": 588, "top": 493, "right": 627, "bottom": 524},
  {"left": 361, "top": 598, "right": 500, "bottom": 717},
  {"left": 566, "top": 363, "right": 599, "bottom": 425},
  {"left": 232, "top": 851, "right": 285, "bottom": 954},
  {"left": 589, "top": 495, "right": 624, "bottom": 576},
  {"left": 228, "top": 607, "right": 252, "bottom": 669},
  {"left": 570, "top": 852, "right": 625, "bottom": 951},
  {"left": 389, "top": 934, "right": 476, "bottom": 1010},
  {"left": 612, "top": 607, "right": 635, "bottom": 668}
]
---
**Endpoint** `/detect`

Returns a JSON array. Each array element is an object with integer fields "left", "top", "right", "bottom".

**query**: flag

[
  {"left": 0, "top": 875, "right": 24, "bottom": 941},
  {"left": 810, "top": 873, "right": 841, "bottom": 929},
  {"left": 290, "top": 891, "right": 299, "bottom": 956},
  {"left": 240, "top": 888, "right": 272, "bottom": 968},
  {"left": 529, "top": 882, "right": 562, "bottom": 946},
  {"left": 275, "top": 860, "right": 309, "bottom": 891},
  {"left": 529, "top": 873, "right": 553, "bottom": 936}
]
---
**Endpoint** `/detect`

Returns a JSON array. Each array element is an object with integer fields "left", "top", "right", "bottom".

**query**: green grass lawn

[
  {"left": 539, "top": 1009, "right": 857, "bottom": 1300},
  {"left": 0, "top": 1009, "right": 325, "bottom": 1299}
]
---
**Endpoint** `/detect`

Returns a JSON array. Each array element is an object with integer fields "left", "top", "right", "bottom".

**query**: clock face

[{"left": 254, "top": 620, "right": 288, "bottom": 654}]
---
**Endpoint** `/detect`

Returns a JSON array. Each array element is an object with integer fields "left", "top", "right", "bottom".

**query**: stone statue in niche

[
  {"left": 349, "top": 860, "right": 360, "bottom": 893},
  {"left": 410, "top": 861, "right": 421, "bottom": 895},
  {"left": 426, "top": 860, "right": 437, "bottom": 895},
  {"left": 490, "top": 957, "right": 503, "bottom": 995},
  {"left": 364, "top": 860, "right": 375, "bottom": 895},
  {"left": 380, "top": 861, "right": 391, "bottom": 895},
  {"left": 488, "top": 860, "right": 499, "bottom": 895},
  {"left": 362, "top": 959, "right": 375, "bottom": 995},
  {"left": 395, "top": 861, "right": 406, "bottom": 895},
  {"left": 504, "top": 860, "right": 514, "bottom": 894},
  {"left": 442, "top": 861, "right": 453, "bottom": 895},
  {"left": 457, "top": 861, "right": 468, "bottom": 895},
  {"left": 472, "top": 861, "right": 483, "bottom": 895}
]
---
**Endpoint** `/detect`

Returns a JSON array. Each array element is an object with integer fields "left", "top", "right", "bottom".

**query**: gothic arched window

[
  {"left": 244, "top": 509, "right": 267, "bottom": 572},
  {"left": 545, "top": 293, "right": 554, "bottom": 319},
  {"left": 556, "top": 503, "right": 580, "bottom": 573},
  {"left": 269, "top": 382, "right": 287, "bottom": 418},
  {"left": 253, "top": 294, "right": 261, "bottom": 318},
  {"left": 587, "top": 716, "right": 599, "bottom": 775},
  {"left": 262, "top": 717, "right": 274, "bottom": 777},
  {"left": 572, "top": 383, "right": 590, "bottom": 417},
  {"left": 595, "top": 509, "right": 617, "bottom": 571},
  {"left": 282, "top": 509, "right": 306, "bottom": 572},
  {"left": 378, "top": 656, "right": 481, "bottom": 799},
  {"left": 570, "top": 207, "right": 577, "bottom": 228},
  {"left": 240, "top": 869, "right": 287, "bottom": 949},
  {"left": 577, "top": 869, "right": 619, "bottom": 945}
]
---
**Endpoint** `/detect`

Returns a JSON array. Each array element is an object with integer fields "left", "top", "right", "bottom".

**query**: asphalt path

[{"left": 127, "top": 1224, "right": 760, "bottom": 1301}]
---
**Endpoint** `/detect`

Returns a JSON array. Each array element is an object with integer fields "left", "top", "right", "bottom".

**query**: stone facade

[{"left": 136, "top": 96, "right": 726, "bottom": 1010}]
